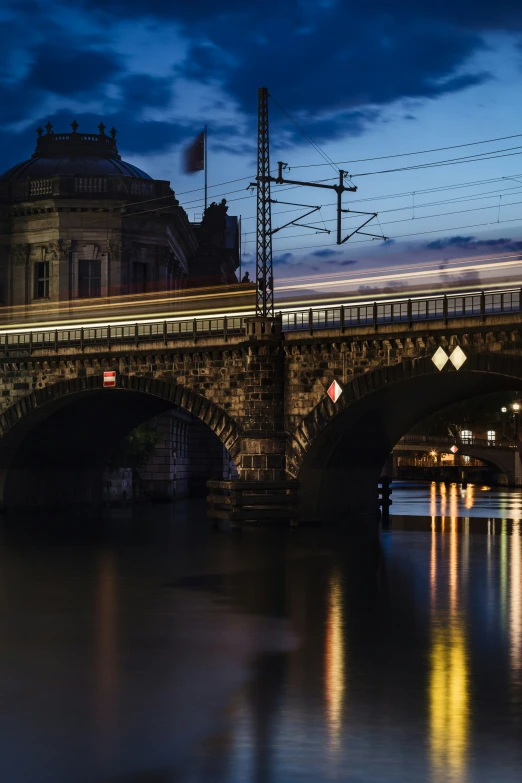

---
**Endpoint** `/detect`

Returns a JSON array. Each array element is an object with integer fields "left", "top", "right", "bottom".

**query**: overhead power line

[
  {"left": 252, "top": 216, "right": 522, "bottom": 253},
  {"left": 269, "top": 94, "right": 340, "bottom": 175},
  {"left": 351, "top": 147, "right": 522, "bottom": 178},
  {"left": 286, "top": 132, "right": 522, "bottom": 170}
]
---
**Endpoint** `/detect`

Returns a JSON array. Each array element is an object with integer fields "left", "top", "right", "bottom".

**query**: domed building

[{"left": 0, "top": 121, "right": 239, "bottom": 308}]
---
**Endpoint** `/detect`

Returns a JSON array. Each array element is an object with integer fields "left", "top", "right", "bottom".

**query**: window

[
  {"left": 78, "top": 260, "right": 101, "bottom": 298},
  {"left": 460, "top": 429, "right": 472, "bottom": 444},
  {"left": 34, "top": 261, "right": 49, "bottom": 299},
  {"left": 133, "top": 262, "right": 147, "bottom": 294},
  {"left": 487, "top": 430, "right": 496, "bottom": 443}
]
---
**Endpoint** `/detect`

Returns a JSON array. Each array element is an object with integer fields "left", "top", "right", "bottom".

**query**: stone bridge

[
  {"left": 392, "top": 434, "right": 522, "bottom": 485},
  {"left": 1, "top": 288, "right": 522, "bottom": 523}
]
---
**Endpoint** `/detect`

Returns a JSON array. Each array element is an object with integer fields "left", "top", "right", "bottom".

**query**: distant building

[{"left": 0, "top": 122, "right": 239, "bottom": 307}]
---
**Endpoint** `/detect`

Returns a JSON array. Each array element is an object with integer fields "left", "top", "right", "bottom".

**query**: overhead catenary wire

[
  {"left": 269, "top": 93, "right": 340, "bottom": 175},
  {"left": 284, "top": 132, "right": 522, "bottom": 170},
  {"left": 350, "top": 146, "right": 522, "bottom": 178},
  {"left": 239, "top": 191, "right": 522, "bottom": 237},
  {"left": 241, "top": 216, "right": 522, "bottom": 253},
  {"left": 237, "top": 174, "right": 522, "bottom": 221}
]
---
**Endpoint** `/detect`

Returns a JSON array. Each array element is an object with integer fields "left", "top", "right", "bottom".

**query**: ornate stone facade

[{"left": 0, "top": 122, "right": 239, "bottom": 308}]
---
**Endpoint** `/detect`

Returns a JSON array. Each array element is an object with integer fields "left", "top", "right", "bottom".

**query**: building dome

[{"left": 0, "top": 121, "right": 152, "bottom": 183}]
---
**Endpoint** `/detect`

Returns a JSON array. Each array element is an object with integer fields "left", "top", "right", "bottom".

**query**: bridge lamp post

[
  {"left": 513, "top": 402, "right": 520, "bottom": 440},
  {"left": 501, "top": 407, "right": 508, "bottom": 439}
]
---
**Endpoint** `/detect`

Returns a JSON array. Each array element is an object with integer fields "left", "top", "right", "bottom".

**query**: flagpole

[{"left": 204, "top": 125, "right": 208, "bottom": 211}]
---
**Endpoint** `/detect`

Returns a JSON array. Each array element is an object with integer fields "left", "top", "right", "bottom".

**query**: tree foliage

[{"left": 109, "top": 424, "right": 162, "bottom": 469}]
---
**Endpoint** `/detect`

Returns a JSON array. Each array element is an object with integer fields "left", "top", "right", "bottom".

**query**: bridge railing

[
  {"left": 0, "top": 286, "right": 520, "bottom": 354},
  {"left": 398, "top": 434, "right": 519, "bottom": 450},
  {"left": 281, "top": 288, "right": 521, "bottom": 333}
]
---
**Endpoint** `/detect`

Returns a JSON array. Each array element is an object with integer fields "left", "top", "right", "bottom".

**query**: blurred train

[{"left": 0, "top": 250, "right": 520, "bottom": 341}]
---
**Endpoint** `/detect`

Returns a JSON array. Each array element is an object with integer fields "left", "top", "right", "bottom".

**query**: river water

[{"left": 1, "top": 482, "right": 522, "bottom": 782}]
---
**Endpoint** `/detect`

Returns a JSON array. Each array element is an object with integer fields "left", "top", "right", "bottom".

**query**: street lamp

[
  {"left": 501, "top": 406, "right": 508, "bottom": 438},
  {"left": 513, "top": 402, "right": 520, "bottom": 439}
]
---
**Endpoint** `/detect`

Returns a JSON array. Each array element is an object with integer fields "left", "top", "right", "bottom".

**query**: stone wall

[
  {"left": 136, "top": 409, "right": 237, "bottom": 500},
  {"left": 0, "top": 315, "right": 521, "bottom": 505}
]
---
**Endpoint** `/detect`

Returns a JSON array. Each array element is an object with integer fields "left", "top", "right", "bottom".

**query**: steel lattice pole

[{"left": 256, "top": 87, "right": 274, "bottom": 318}]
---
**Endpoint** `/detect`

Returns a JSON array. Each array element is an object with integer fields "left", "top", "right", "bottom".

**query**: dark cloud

[
  {"left": 273, "top": 252, "right": 295, "bottom": 266},
  {"left": 426, "top": 235, "right": 522, "bottom": 251},
  {"left": 29, "top": 48, "right": 122, "bottom": 96},
  {"left": 76, "top": 0, "right": 522, "bottom": 29},
  {"left": 0, "top": 0, "right": 520, "bottom": 175},
  {"left": 311, "top": 249, "right": 341, "bottom": 258},
  {"left": 185, "top": 16, "right": 491, "bottom": 140},
  {"left": 119, "top": 74, "right": 173, "bottom": 108}
]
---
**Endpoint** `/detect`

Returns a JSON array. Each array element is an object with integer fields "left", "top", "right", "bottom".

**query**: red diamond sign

[
  {"left": 450, "top": 445, "right": 458, "bottom": 454},
  {"left": 327, "top": 380, "right": 343, "bottom": 403}
]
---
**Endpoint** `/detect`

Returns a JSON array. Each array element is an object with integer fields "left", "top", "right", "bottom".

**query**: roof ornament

[
  {"left": 98, "top": 122, "right": 106, "bottom": 136},
  {"left": 45, "top": 122, "right": 53, "bottom": 135},
  {"left": 110, "top": 126, "right": 117, "bottom": 139},
  {"left": 36, "top": 127, "right": 43, "bottom": 138},
  {"left": 70, "top": 120, "right": 79, "bottom": 133}
]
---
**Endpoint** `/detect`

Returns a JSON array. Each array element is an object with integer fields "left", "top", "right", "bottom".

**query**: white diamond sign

[
  {"left": 450, "top": 345, "right": 467, "bottom": 370},
  {"left": 327, "top": 380, "right": 343, "bottom": 403},
  {"left": 450, "top": 445, "right": 459, "bottom": 454},
  {"left": 432, "top": 346, "right": 449, "bottom": 371}
]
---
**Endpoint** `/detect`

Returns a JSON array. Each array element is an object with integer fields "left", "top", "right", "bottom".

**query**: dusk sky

[{"left": 1, "top": 0, "right": 522, "bottom": 284}]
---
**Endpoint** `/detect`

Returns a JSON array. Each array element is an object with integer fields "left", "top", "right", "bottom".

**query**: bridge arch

[
  {"left": 0, "top": 375, "right": 242, "bottom": 510},
  {"left": 289, "top": 351, "right": 522, "bottom": 523}
]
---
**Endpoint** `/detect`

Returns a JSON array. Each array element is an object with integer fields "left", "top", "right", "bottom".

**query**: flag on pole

[{"left": 183, "top": 129, "right": 205, "bottom": 173}]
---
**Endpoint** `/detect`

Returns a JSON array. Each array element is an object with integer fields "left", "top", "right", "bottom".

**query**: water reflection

[
  {"left": 429, "top": 517, "right": 469, "bottom": 783},
  {"left": 394, "top": 481, "right": 522, "bottom": 519},
  {"left": 95, "top": 550, "right": 120, "bottom": 756},
  {"left": 5, "top": 495, "right": 522, "bottom": 781},
  {"left": 510, "top": 520, "right": 521, "bottom": 683},
  {"left": 324, "top": 567, "right": 345, "bottom": 752},
  {"left": 501, "top": 520, "right": 508, "bottom": 628}
]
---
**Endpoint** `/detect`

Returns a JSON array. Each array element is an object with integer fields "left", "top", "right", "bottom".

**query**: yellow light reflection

[
  {"left": 464, "top": 484, "right": 474, "bottom": 510},
  {"left": 510, "top": 520, "right": 521, "bottom": 681},
  {"left": 501, "top": 520, "right": 508, "bottom": 628},
  {"left": 440, "top": 483, "right": 447, "bottom": 518},
  {"left": 325, "top": 568, "right": 345, "bottom": 751},
  {"left": 430, "top": 482, "right": 437, "bottom": 518},
  {"left": 431, "top": 517, "right": 437, "bottom": 606},
  {"left": 449, "top": 484, "right": 458, "bottom": 522},
  {"left": 449, "top": 517, "right": 458, "bottom": 611},
  {"left": 429, "top": 516, "right": 469, "bottom": 783}
]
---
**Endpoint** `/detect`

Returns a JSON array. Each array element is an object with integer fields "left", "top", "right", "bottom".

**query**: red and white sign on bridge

[
  {"left": 327, "top": 380, "right": 343, "bottom": 403},
  {"left": 103, "top": 371, "right": 117, "bottom": 388}
]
